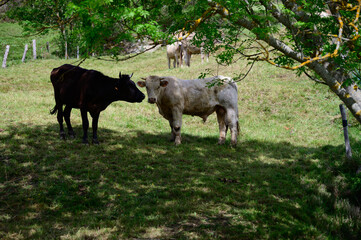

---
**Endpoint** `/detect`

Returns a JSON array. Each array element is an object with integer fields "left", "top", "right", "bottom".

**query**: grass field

[{"left": 1, "top": 40, "right": 361, "bottom": 239}]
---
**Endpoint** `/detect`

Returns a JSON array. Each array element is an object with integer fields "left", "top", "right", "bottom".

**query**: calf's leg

[
  {"left": 216, "top": 107, "right": 227, "bottom": 145},
  {"left": 226, "top": 109, "right": 238, "bottom": 146},
  {"left": 80, "top": 108, "right": 89, "bottom": 144},
  {"left": 64, "top": 105, "right": 75, "bottom": 138},
  {"left": 90, "top": 112, "right": 100, "bottom": 145},
  {"left": 56, "top": 104, "right": 66, "bottom": 140},
  {"left": 168, "top": 120, "right": 176, "bottom": 142},
  {"left": 171, "top": 110, "right": 182, "bottom": 145}
]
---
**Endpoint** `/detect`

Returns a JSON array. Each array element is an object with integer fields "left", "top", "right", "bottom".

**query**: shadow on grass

[{"left": 0, "top": 123, "right": 360, "bottom": 239}]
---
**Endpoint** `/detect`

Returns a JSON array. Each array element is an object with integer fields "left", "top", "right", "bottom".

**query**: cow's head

[
  {"left": 115, "top": 72, "right": 145, "bottom": 103},
  {"left": 137, "top": 76, "right": 169, "bottom": 104}
]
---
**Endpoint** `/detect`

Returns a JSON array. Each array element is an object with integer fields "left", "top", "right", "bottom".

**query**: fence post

[
  {"left": 65, "top": 41, "right": 68, "bottom": 59},
  {"left": 339, "top": 104, "right": 352, "bottom": 160},
  {"left": 32, "top": 39, "right": 36, "bottom": 59},
  {"left": 2, "top": 45, "right": 10, "bottom": 68},
  {"left": 46, "top": 42, "right": 50, "bottom": 53},
  {"left": 77, "top": 46, "right": 79, "bottom": 59},
  {"left": 22, "top": 44, "right": 28, "bottom": 63}
]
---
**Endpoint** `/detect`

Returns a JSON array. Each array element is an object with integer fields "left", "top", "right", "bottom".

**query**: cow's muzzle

[
  {"left": 137, "top": 93, "right": 145, "bottom": 102},
  {"left": 148, "top": 98, "right": 156, "bottom": 104}
]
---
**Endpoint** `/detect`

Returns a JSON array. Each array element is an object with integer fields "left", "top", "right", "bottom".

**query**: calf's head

[
  {"left": 116, "top": 72, "right": 145, "bottom": 103},
  {"left": 137, "top": 76, "right": 169, "bottom": 104}
]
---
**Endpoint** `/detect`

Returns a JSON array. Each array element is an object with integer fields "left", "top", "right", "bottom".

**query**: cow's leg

[
  {"left": 90, "top": 112, "right": 100, "bottom": 145},
  {"left": 168, "top": 56, "right": 171, "bottom": 69},
  {"left": 80, "top": 108, "right": 89, "bottom": 144},
  {"left": 171, "top": 110, "right": 182, "bottom": 145},
  {"left": 201, "top": 47, "right": 205, "bottom": 63},
  {"left": 56, "top": 104, "right": 66, "bottom": 140},
  {"left": 173, "top": 58, "right": 176, "bottom": 68},
  {"left": 187, "top": 53, "right": 191, "bottom": 67},
  {"left": 168, "top": 120, "right": 176, "bottom": 142},
  {"left": 226, "top": 109, "right": 238, "bottom": 147},
  {"left": 201, "top": 47, "right": 209, "bottom": 63},
  {"left": 63, "top": 105, "right": 75, "bottom": 139},
  {"left": 216, "top": 107, "right": 227, "bottom": 145}
]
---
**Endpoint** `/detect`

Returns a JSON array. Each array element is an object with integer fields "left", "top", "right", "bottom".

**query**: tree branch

[{"left": 0, "top": 0, "right": 10, "bottom": 7}]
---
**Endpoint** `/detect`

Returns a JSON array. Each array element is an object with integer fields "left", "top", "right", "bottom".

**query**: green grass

[{"left": 1, "top": 31, "right": 361, "bottom": 239}]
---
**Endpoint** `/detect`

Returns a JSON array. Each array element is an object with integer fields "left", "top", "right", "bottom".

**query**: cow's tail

[{"left": 50, "top": 105, "right": 58, "bottom": 115}]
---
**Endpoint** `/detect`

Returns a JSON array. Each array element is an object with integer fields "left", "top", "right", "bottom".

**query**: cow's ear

[
  {"left": 119, "top": 72, "right": 122, "bottom": 79},
  {"left": 137, "top": 81, "right": 146, "bottom": 88},
  {"left": 160, "top": 80, "right": 169, "bottom": 87}
]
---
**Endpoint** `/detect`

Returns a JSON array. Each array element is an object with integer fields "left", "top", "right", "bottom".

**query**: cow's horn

[
  {"left": 141, "top": 77, "right": 146, "bottom": 80},
  {"left": 130, "top": 73, "right": 134, "bottom": 78},
  {"left": 119, "top": 72, "right": 122, "bottom": 78}
]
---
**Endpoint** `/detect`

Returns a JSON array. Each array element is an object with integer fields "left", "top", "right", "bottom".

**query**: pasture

[{"left": 1, "top": 46, "right": 361, "bottom": 239}]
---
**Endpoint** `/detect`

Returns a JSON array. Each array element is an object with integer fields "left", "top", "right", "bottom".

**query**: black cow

[{"left": 50, "top": 64, "right": 145, "bottom": 144}]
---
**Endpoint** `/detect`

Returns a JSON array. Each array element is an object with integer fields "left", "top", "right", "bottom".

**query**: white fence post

[
  {"left": 2, "top": 45, "right": 10, "bottom": 68},
  {"left": 22, "top": 44, "right": 28, "bottom": 63},
  {"left": 32, "top": 39, "right": 36, "bottom": 59},
  {"left": 77, "top": 46, "right": 79, "bottom": 59},
  {"left": 65, "top": 41, "right": 68, "bottom": 59}
]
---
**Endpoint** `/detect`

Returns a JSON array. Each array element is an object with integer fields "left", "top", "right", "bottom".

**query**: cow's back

[{"left": 159, "top": 76, "right": 237, "bottom": 119}]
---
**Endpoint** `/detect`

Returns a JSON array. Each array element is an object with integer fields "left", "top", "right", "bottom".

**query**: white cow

[
  {"left": 166, "top": 42, "right": 183, "bottom": 69},
  {"left": 137, "top": 75, "right": 239, "bottom": 146}
]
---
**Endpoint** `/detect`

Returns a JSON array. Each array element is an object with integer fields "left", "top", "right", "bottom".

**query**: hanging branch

[
  {"left": 95, "top": 44, "right": 161, "bottom": 62},
  {"left": 0, "top": 0, "right": 10, "bottom": 7}
]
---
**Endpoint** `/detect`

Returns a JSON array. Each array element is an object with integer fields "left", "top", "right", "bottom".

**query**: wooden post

[
  {"left": 22, "top": 44, "right": 28, "bottom": 63},
  {"left": 65, "top": 41, "right": 68, "bottom": 59},
  {"left": 2, "top": 45, "right": 10, "bottom": 68},
  {"left": 46, "top": 42, "right": 50, "bottom": 53},
  {"left": 77, "top": 46, "right": 79, "bottom": 59},
  {"left": 32, "top": 39, "right": 36, "bottom": 59},
  {"left": 339, "top": 104, "right": 352, "bottom": 160}
]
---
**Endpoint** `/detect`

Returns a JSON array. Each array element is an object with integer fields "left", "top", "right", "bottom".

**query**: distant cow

[
  {"left": 166, "top": 42, "right": 183, "bottom": 69},
  {"left": 137, "top": 76, "right": 239, "bottom": 146},
  {"left": 182, "top": 43, "right": 209, "bottom": 67},
  {"left": 50, "top": 64, "right": 145, "bottom": 144},
  {"left": 180, "top": 32, "right": 209, "bottom": 67}
]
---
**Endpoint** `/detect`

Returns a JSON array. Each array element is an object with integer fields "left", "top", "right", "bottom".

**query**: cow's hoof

[
  {"left": 218, "top": 139, "right": 226, "bottom": 145},
  {"left": 68, "top": 132, "right": 76, "bottom": 139},
  {"left": 60, "top": 132, "right": 66, "bottom": 140},
  {"left": 82, "top": 139, "right": 89, "bottom": 145},
  {"left": 230, "top": 142, "right": 237, "bottom": 148},
  {"left": 92, "top": 139, "right": 99, "bottom": 145}
]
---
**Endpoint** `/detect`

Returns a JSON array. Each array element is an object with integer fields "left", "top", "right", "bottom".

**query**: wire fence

[{"left": 2, "top": 40, "right": 79, "bottom": 68}]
